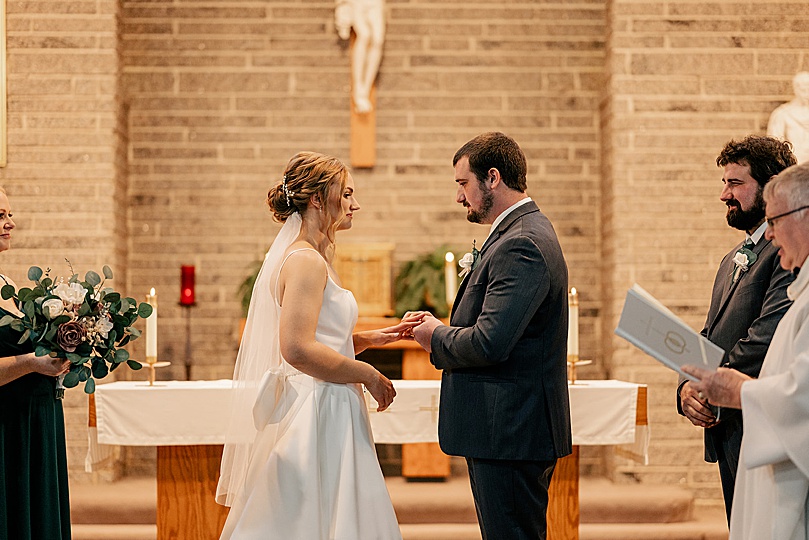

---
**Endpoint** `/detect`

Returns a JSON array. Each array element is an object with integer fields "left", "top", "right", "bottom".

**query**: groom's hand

[{"left": 412, "top": 314, "right": 444, "bottom": 353}]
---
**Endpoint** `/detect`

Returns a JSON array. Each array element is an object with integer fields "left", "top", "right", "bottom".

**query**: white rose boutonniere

[
  {"left": 731, "top": 246, "right": 757, "bottom": 282},
  {"left": 458, "top": 240, "right": 481, "bottom": 279}
]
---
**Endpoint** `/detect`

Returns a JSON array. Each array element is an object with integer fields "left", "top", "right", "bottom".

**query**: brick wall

[
  {"left": 2, "top": 0, "right": 805, "bottom": 507},
  {"left": 602, "top": 0, "right": 809, "bottom": 507},
  {"left": 120, "top": 1, "right": 606, "bottom": 390},
  {"left": 0, "top": 0, "right": 125, "bottom": 477}
]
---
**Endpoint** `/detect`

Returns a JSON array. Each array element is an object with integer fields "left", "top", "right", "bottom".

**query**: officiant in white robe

[{"left": 684, "top": 161, "right": 809, "bottom": 540}]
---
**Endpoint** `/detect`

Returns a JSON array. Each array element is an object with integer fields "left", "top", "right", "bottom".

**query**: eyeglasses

[{"left": 766, "top": 205, "right": 809, "bottom": 228}]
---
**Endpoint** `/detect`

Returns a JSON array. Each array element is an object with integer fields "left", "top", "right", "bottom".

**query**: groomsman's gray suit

[
  {"left": 430, "top": 201, "right": 572, "bottom": 539},
  {"left": 677, "top": 235, "right": 793, "bottom": 519}
]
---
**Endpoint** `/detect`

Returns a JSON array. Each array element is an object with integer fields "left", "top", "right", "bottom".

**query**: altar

[{"left": 89, "top": 378, "right": 647, "bottom": 540}]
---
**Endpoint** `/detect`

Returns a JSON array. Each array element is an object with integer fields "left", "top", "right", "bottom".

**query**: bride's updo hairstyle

[{"left": 267, "top": 151, "right": 349, "bottom": 224}]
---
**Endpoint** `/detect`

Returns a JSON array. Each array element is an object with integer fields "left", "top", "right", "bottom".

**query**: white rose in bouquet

[
  {"left": 41, "top": 298, "right": 65, "bottom": 320},
  {"left": 94, "top": 316, "right": 114, "bottom": 339},
  {"left": 53, "top": 282, "right": 87, "bottom": 307}
]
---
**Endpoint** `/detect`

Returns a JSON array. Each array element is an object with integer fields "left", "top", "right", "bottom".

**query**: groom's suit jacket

[
  {"left": 430, "top": 201, "right": 572, "bottom": 461},
  {"left": 676, "top": 236, "right": 793, "bottom": 462}
]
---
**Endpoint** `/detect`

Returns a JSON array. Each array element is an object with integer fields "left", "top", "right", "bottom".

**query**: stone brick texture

[{"left": 0, "top": 0, "right": 805, "bottom": 507}]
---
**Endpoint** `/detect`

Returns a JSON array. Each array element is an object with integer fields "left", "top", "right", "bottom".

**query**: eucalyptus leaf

[
  {"left": 67, "top": 353, "right": 83, "bottom": 364},
  {"left": 119, "top": 298, "right": 131, "bottom": 314},
  {"left": 23, "top": 301, "right": 35, "bottom": 320},
  {"left": 0, "top": 314, "right": 16, "bottom": 327},
  {"left": 127, "top": 360, "right": 142, "bottom": 371},
  {"left": 27, "top": 266, "right": 43, "bottom": 282},
  {"left": 1, "top": 284, "right": 15, "bottom": 300},
  {"left": 51, "top": 315, "right": 71, "bottom": 326},
  {"left": 104, "top": 292, "right": 120, "bottom": 304},
  {"left": 92, "top": 360, "right": 108, "bottom": 380},
  {"left": 34, "top": 345, "right": 51, "bottom": 357},
  {"left": 44, "top": 325, "right": 58, "bottom": 341},
  {"left": 41, "top": 277, "right": 53, "bottom": 289},
  {"left": 17, "top": 288, "right": 33, "bottom": 302},
  {"left": 137, "top": 303, "right": 153, "bottom": 319},
  {"left": 63, "top": 371, "right": 80, "bottom": 388},
  {"left": 10, "top": 320, "right": 24, "bottom": 332},
  {"left": 84, "top": 377, "right": 96, "bottom": 394},
  {"left": 85, "top": 271, "right": 101, "bottom": 287},
  {"left": 114, "top": 349, "right": 129, "bottom": 363},
  {"left": 126, "top": 327, "right": 142, "bottom": 339},
  {"left": 79, "top": 365, "right": 90, "bottom": 382},
  {"left": 17, "top": 328, "right": 31, "bottom": 345},
  {"left": 118, "top": 335, "right": 131, "bottom": 347},
  {"left": 103, "top": 265, "right": 114, "bottom": 279}
]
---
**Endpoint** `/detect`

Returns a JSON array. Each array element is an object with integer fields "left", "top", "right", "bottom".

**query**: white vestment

[{"left": 731, "top": 259, "right": 809, "bottom": 540}]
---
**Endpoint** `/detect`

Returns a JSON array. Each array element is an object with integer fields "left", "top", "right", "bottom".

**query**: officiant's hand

[
  {"left": 679, "top": 380, "right": 718, "bottom": 428},
  {"left": 412, "top": 314, "right": 444, "bottom": 353},
  {"left": 682, "top": 365, "right": 751, "bottom": 410}
]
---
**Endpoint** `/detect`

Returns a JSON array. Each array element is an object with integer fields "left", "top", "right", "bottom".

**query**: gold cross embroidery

[{"left": 419, "top": 395, "right": 439, "bottom": 424}]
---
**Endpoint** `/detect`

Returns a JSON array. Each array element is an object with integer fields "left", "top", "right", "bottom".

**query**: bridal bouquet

[{"left": 0, "top": 265, "right": 153, "bottom": 394}]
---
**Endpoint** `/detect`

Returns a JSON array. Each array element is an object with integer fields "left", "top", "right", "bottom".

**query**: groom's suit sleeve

[{"left": 430, "top": 235, "right": 549, "bottom": 370}]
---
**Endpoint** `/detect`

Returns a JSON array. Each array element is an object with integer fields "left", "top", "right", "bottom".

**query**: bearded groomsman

[{"left": 677, "top": 135, "right": 796, "bottom": 521}]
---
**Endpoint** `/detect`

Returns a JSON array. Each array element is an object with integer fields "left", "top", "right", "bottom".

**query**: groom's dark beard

[
  {"left": 466, "top": 182, "right": 494, "bottom": 224},
  {"left": 726, "top": 188, "right": 765, "bottom": 232}
]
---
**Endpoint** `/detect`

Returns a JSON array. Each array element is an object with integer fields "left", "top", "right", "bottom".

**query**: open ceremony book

[{"left": 615, "top": 284, "right": 724, "bottom": 381}]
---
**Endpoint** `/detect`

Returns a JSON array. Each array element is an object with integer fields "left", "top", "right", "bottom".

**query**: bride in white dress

[{"left": 217, "top": 152, "right": 419, "bottom": 539}]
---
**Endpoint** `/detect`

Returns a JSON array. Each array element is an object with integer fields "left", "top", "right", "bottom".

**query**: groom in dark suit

[
  {"left": 677, "top": 135, "right": 796, "bottom": 522},
  {"left": 413, "top": 132, "right": 572, "bottom": 540}
]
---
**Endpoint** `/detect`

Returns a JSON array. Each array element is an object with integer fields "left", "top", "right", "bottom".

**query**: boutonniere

[
  {"left": 731, "top": 245, "right": 757, "bottom": 282},
  {"left": 458, "top": 240, "right": 480, "bottom": 279}
]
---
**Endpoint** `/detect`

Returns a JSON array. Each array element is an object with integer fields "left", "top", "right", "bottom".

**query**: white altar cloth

[{"left": 89, "top": 379, "right": 647, "bottom": 463}]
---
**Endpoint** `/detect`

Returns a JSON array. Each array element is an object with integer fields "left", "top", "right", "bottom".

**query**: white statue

[
  {"left": 767, "top": 72, "right": 809, "bottom": 163},
  {"left": 335, "top": 0, "right": 386, "bottom": 114}
]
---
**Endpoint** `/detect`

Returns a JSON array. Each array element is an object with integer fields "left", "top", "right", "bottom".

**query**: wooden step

[
  {"left": 580, "top": 478, "right": 694, "bottom": 524},
  {"left": 70, "top": 477, "right": 156, "bottom": 525},
  {"left": 71, "top": 524, "right": 156, "bottom": 540}
]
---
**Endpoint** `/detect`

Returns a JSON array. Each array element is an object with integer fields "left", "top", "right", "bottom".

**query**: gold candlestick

[
  {"left": 142, "top": 355, "right": 170, "bottom": 387},
  {"left": 567, "top": 287, "right": 591, "bottom": 384}
]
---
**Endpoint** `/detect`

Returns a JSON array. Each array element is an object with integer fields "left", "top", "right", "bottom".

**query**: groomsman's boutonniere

[
  {"left": 731, "top": 246, "right": 757, "bottom": 282},
  {"left": 458, "top": 240, "right": 480, "bottom": 279}
]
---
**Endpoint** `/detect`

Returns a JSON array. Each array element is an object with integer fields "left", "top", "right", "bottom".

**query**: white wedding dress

[{"left": 219, "top": 248, "right": 402, "bottom": 540}]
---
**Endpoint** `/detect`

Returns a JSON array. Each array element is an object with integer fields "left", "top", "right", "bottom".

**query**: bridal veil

[{"left": 216, "top": 212, "right": 302, "bottom": 506}]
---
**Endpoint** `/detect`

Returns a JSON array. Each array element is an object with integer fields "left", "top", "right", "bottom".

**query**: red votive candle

[{"left": 180, "top": 265, "right": 196, "bottom": 305}]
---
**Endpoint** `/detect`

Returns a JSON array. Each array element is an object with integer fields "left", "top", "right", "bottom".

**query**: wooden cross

[{"left": 350, "top": 34, "right": 377, "bottom": 168}]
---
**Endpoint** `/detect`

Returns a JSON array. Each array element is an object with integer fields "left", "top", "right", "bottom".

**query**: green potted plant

[{"left": 394, "top": 245, "right": 458, "bottom": 318}]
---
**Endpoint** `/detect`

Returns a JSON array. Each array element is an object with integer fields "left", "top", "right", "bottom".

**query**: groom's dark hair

[
  {"left": 453, "top": 132, "right": 527, "bottom": 192},
  {"left": 716, "top": 136, "right": 796, "bottom": 187}
]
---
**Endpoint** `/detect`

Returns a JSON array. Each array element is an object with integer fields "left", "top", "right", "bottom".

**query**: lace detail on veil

[{"left": 216, "top": 213, "right": 302, "bottom": 507}]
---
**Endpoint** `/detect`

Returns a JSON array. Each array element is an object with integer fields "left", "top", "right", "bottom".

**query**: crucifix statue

[{"left": 335, "top": 0, "right": 386, "bottom": 168}]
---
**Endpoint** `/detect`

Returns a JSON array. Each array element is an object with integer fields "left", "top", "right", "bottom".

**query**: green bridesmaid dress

[{"left": 0, "top": 310, "right": 71, "bottom": 540}]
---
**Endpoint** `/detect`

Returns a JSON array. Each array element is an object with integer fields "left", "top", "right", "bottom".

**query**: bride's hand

[{"left": 364, "top": 369, "right": 396, "bottom": 412}]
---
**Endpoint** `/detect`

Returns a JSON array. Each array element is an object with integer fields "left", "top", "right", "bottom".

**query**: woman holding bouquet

[
  {"left": 217, "top": 152, "right": 420, "bottom": 539},
  {"left": 0, "top": 187, "right": 72, "bottom": 540}
]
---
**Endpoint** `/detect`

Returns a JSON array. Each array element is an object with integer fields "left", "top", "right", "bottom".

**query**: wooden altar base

[{"left": 157, "top": 445, "right": 228, "bottom": 540}]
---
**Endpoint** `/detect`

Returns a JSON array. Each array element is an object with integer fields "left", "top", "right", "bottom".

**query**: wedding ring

[{"left": 698, "top": 391, "right": 705, "bottom": 400}]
